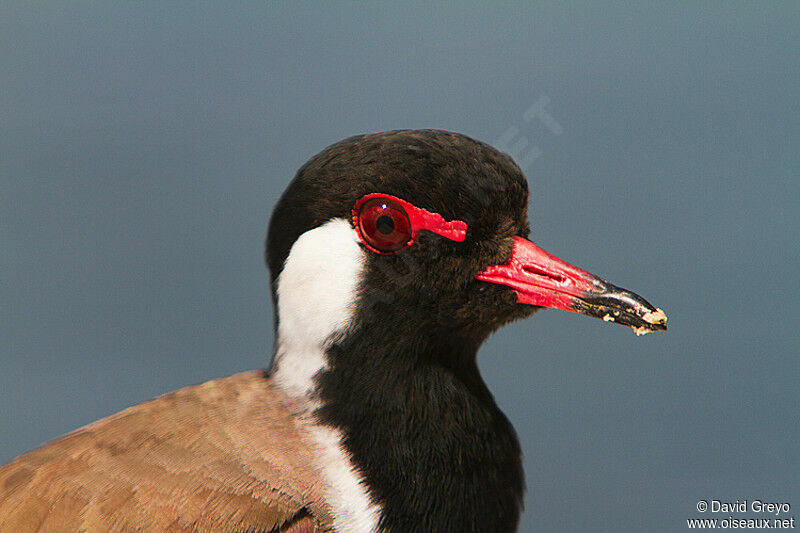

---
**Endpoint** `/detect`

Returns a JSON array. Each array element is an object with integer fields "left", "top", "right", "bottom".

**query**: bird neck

[{"left": 315, "top": 330, "right": 524, "bottom": 533}]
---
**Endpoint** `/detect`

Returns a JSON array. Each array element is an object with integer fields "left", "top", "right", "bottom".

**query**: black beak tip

[
  {"left": 630, "top": 307, "right": 668, "bottom": 336},
  {"left": 635, "top": 322, "right": 668, "bottom": 335},
  {"left": 576, "top": 284, "right": 668, "bottom": 336}
]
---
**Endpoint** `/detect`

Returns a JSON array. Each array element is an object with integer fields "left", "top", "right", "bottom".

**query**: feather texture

[{"left": 0, "top": 371, "right": 334, "bottom": 532}]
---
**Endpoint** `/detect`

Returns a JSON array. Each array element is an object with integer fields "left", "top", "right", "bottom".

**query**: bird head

[{"left": 266, "top": 130, "right": 666, "bottom": 361}]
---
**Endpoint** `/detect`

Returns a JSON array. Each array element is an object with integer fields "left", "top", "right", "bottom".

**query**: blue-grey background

[{"left": 1, "top": 3, "right": 798, "bottom": 531}]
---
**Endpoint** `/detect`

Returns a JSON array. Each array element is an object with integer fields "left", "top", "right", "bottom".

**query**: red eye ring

[
  {"left": 354, "top": 196, "right": 413, "bottom": 254},
  {"left": 352, "top": 193, "right": 469, "bottom": 255}
]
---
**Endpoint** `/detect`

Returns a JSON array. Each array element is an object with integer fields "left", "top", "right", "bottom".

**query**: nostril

[{"left": 522, "top": 264, "right": 566, "bottom": 283}]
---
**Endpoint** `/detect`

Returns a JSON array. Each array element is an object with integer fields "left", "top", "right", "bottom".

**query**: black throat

[{"left": 315, "top": 326, "right": 525, "bottom": 533}]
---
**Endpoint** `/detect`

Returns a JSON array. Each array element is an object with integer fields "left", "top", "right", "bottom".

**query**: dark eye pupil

[
  {"left": 355, "top": 196, "right": 412, "bottom": 254},
  {"left": 376, "top": 214, "right": 395, "bottom": 235}
]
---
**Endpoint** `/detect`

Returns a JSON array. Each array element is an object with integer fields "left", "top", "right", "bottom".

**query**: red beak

[{"left": 477, "top": 237, "right": 667, "bottom": 335}]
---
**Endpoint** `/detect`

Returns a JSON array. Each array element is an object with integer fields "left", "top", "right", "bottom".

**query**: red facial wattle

[{"left": 352, "top": 193, "right": 467, "bottom": 254}]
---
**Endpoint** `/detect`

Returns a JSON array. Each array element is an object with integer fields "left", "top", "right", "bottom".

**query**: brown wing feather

[
  {"left": 0, "top": 371, "right": 334, "bottom": 532},
  {"left": 281, "top": 513, "right": 323, "bottom": 533}
]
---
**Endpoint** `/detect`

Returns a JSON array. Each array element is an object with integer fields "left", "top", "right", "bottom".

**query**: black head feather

[{"left": 266, "top": 130, "right": 532, "bottom": 532}]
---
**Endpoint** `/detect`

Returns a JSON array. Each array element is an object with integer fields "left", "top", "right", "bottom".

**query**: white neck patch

[
  {"left": 273, "top": 218, "right": 365, "bottom": 398},
  {"left": 272, "top": 217, "right": 381, "bottom": 533}
]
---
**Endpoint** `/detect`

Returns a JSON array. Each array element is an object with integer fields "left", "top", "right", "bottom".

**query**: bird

[{"left": 0, "top": 129, "right": 667, "bottom": 532}]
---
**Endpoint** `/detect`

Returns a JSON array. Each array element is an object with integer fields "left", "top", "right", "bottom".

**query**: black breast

[{"left": 316, "top": 336, "right": 525, "bottom": 533}]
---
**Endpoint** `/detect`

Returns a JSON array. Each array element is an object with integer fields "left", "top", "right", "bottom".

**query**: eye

[{"left": 355, "top": 196, "right": 412, "bottom": 253}]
